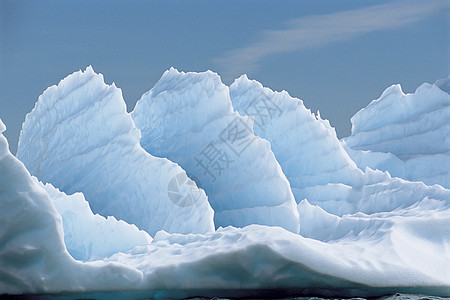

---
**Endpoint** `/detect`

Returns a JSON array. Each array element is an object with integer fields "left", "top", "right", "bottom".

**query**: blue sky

[{"left": 0, "top": 0, "right": 448, "bottom": 153}]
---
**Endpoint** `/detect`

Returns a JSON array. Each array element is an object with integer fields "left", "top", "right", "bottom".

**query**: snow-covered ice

[
  {"left": 1, "top": 68, "right": 450, "bottom": 298},
  {"left": 132, "top": 68, "right": 299, "bottom": 233},
  {"left": 16, "top": 66, "right": 214, "bottom": 236}
]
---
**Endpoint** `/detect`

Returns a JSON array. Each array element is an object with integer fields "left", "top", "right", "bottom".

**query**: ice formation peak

[
  {"left": 133, "top": 68, "right": 300, "bottom": 233},
  {"left": 343, "top": 79, "right": 450, "bottom": 188},
  {"left": 17, "top": 66, "right": 215, "bottom": 236},
  {"left": 350, "top": 82, "right": 448, "bottom": 136}
]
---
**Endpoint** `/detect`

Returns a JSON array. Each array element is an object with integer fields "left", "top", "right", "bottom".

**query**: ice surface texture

[
  {"left": 343, "top": 81, "right": 450, "bottom": 188},
  {"left": 17, "top": 66, "right": 214, "bottom": 236},
  {"left": 132, "top": 68, "right": 299, "bottom": 233}
]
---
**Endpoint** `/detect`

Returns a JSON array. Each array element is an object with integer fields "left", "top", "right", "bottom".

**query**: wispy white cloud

[{"left": 214, "top": 0, "right": 447, "bottom": 80}]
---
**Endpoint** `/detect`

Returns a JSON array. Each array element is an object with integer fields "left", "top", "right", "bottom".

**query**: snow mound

[
  {"left": 230, "top": 75, "right": 450, "bottom": 216},
  {"left": 40, "top": 180, "right": 152, "bottom": 261},
  {"left": 132, "top": 68, "right": 299, "bottom": 233},
  {"left": 343, "top": 81, "right": 450, "bottom": 188},
  {"left": 17, "top": 66, "right": 214, "bottom": 236}
]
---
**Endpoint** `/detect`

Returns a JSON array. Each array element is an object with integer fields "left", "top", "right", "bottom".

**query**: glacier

[
  {"left": 1, "top": 68, "right": 450, "bottom": 298},
  {"left": 16, "top": 66, "right": 214, "bottom": 237}
]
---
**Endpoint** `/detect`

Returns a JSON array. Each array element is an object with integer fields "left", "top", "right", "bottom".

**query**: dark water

[{"left": 1, "top": 292, "right": 448, "bottom": 300}]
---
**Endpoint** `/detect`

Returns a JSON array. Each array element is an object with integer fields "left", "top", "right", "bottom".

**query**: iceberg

[
  {"left": 2, "top": 68, "right": 450, "bottom": 298},
  {"left": 16, "top": 66, "right": 214, "bottom": 236},
  {"left": 343, "top": 80, "right": 450, "bottom": 189},
  {"left": 132, "top": 68, "right": 299, "bottom": 233}
]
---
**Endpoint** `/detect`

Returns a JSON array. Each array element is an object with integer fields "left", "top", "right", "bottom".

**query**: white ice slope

[
  {"left": 132, "top": 68, "right": 299, "bottom": 233},
  {"left": 343, "top": 82, "right": 450, "bottom": 188},
  {"left": 17, "top": 66, "right": 214, "bottom": 236}
]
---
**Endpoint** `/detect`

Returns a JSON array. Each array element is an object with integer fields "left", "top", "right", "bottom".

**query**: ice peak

[
  {"left": 376, "top": 84, "right": 405, "bottom": 103},
  {"left": 0, "top": 119, "right": 5, "bottom": 133},
  {"left": 132, "top": 69, "right": 300, "bottom": 233}
]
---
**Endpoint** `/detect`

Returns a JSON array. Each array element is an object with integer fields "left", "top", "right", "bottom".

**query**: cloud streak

[{"left": 214, "top": 0, "right": 446, "bottom": 80}]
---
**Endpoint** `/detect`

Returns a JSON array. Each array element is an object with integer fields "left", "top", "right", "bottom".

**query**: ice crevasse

[{"left": 1, "top": 67, "right": 450, "bottom": 297}]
